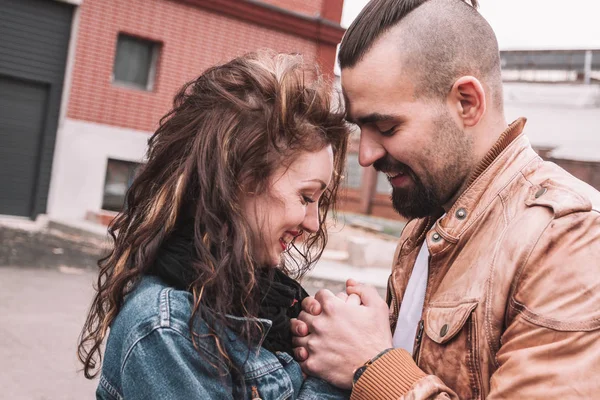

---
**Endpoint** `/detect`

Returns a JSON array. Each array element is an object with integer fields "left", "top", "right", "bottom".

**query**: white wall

[
  {"left": 503, "top": 83, "right": 600, "bottom": 162},
  {"left": 47, "top": 119, "right": 149, "bottom": 220},
  {"left": 504, "top": 82, "right": 600, "bottom": 108}
]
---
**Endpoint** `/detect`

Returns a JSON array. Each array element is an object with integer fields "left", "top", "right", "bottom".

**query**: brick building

[{"left": 0, "top": 0, "right": 344, "bottom": 221}]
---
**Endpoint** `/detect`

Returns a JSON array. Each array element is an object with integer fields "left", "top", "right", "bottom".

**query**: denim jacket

[{"left": 98, "top": 275, "right": 348, "bottom": 400}]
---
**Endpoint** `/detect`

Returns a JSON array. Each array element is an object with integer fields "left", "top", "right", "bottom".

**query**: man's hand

[{"left": 291, "top": 280, "right": 392, "bottom": 389}]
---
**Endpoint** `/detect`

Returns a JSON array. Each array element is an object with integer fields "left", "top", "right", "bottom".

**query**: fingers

[
  {"left": 301, "top": 296, "right": 322, "bottom": 315},
  {"left": 294, "top": 346, "right": 308, "bottom": 362},
  {"left": 302, "top": 289, "right": 360, "bottom": 315},
  {"left": 314, "top": 289, "right": 337, "bottom": 307},
  {"left": 346, "top": 293, "right": 362, "bottom": 306},
  {"left": 299, "top": 358, "right": 314, "bottom": 377},
  {"left": 297, "top": 310, "right": 316, "bottom": 329},
  {"left": 292, "top": 333, "right": 310, "bottom": 362},
  {"left": 338, "top": 291, "right": 361, "bottom": 305},
  {"left": 346, "top": 278, "right": 359, "bottom": 288},
  {"left": 315, "top": 289, "right": 344, "bottom": 315},
  {"left": 299, "top": 357, "right": 321, "bottom": 378},
  {"left": 290, "top": 318, "right": 309, "bottom": 337},
  {"left": 292, "top": 333, "right": 309, "bottom": 349},
  {"left": 336, "top": 292, "right": 349, "bottom": 301},
  {"left": 346, "top": 283, "right": 385, "bottom": 307}
]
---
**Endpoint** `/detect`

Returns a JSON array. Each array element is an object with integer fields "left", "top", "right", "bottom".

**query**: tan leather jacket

[{"left": 351, "top": 118, "right": 600, "bottom": 399}]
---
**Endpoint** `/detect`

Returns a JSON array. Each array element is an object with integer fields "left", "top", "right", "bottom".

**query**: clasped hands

[{"left": 290, "top": 279, "right": 393, "bottom": 389}]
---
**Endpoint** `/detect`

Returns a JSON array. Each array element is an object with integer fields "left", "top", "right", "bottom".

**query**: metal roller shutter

[{"left": 0, "top": 0, "right": 73, "bottom": 218}]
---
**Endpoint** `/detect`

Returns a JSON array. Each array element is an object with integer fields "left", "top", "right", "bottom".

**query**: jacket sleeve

[
  {"left": 121, "top": 327, "right": 234, "bottom": 400},
  {"left": 349, "top": 347, "right": 456, "bottom": 400},
  {"left": 351, "top": 211, "right": 600, "bottom": 399}
]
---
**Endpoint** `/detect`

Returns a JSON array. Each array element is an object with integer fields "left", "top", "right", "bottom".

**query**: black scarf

[
  {"left": 149, "top": 223, "right": 308, "bottom": 357},
  {"left": 255, "top": 268, "right": 308, "bottom": 356}
]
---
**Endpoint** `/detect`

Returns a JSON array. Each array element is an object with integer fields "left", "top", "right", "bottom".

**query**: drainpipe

[{"left": 584, "top": 50, "right": 592, "bottom": 85}]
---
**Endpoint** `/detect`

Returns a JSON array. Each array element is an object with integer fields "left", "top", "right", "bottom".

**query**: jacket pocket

[
  {"left": 420, "top": 299, "right": 482, "bottom": 400},
  {"left": 241, "top": 353, "right": 295, "bottom": 400},
  {"left": 424, "top": 300, "right": 478, "bottom": 344}
]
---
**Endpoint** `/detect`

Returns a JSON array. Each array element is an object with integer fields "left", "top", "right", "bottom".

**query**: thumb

[
  {"left": 346, "top": 278, "right": 359, "bottom": 289},
  {"left": 346, "top": 284, "right": 384, "bottom": 307}
]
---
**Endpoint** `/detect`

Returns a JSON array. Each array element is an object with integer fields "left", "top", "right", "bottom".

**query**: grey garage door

[
  {"left": 0, "top": 77, "right": 49, "bottom": 216},
  {"left": 0, "top": 0, "right": 73, "bottom": 218}
]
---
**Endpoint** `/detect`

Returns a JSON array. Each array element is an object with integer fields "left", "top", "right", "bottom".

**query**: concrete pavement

[{"left": 0, "top": 266, "right": 98, "bottom": 399}]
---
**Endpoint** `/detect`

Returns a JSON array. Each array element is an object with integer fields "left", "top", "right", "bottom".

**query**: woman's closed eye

[{"left": 300, "top": 195, "right": 316, "bottom": 205}]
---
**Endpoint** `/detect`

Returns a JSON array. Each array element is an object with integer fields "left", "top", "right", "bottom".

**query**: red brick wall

[
  {"left": 257, "top": 0, "right": 323, "bottom": 16},
  {"left": 67, "top": 0, "right": 319, "bottom": 132}
]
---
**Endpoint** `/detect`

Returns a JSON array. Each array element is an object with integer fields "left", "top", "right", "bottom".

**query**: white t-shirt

[{"left": 392, "top": 241, "right": 429, "bottom": 355}]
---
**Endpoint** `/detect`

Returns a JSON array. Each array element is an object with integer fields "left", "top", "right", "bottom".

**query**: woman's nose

[{"left": 301, "top": 204, "right": 320, "bottom": 233}]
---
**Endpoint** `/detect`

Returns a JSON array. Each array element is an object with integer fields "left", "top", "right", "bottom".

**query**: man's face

[{"left": 342, "top": 40, "right": 474, "bottom": 219}]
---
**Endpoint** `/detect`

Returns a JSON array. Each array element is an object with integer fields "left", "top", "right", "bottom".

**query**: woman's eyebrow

[{"left": 302, "top": 179, "right": 327, "bottom": 190}]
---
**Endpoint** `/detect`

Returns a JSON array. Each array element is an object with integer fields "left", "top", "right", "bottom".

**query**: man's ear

[{"left": 448, "top": 76, "right": 486, "bottom": 128}]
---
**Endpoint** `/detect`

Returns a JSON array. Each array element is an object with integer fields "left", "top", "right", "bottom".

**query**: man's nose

[{"left": 358, "top": 132, "right": 386, "bottom": 167}]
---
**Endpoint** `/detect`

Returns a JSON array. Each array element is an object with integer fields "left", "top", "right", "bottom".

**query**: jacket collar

[
  {"left": 433, "top": 117, "right": 537, "bottom": 242},
  {"left": 401, "top": 117, "right": 537, "bottom": 253}
]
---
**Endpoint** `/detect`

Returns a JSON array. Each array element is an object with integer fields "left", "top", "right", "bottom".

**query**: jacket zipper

[
  {"left": 412, "top": 319, "right": 425, "bottom": 363},
  {"left": 389, "top": 275, "right": 400, "bottom": 330},
  {"left": 468, "top": 315, "right": 484, "bottom": 397}
]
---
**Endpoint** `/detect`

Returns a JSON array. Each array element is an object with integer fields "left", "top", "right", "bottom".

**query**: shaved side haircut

[{"left": 339, "top": 0, "right": 504, "bottom": 108}]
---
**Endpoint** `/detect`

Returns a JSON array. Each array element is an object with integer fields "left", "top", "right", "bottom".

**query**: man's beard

[
  {"left": 373, "top": 112, "right": 471, "bottom": 219},
  {"left": 374, "top": 157, "right": 441, "bottom": 219}
]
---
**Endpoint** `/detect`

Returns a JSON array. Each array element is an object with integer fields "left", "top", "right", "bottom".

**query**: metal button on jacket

[
  {"left": 432, "top": 232, "right": 442, "bottom": 242},
  {"left": 440, "top": 324, "right": 449, "bottom": 337},
  {"left": 456, "top": 208, "right": 467, "bottom": 220},
  {"left": 535, "top": 187, "right": 547, "bottom": 198}
]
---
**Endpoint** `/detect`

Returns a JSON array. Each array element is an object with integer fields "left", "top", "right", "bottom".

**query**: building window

[
  {"left": 112, "top": 33, "right": 160, "bottom": 90},
  {"left": 102, "top": 159, "right": 142, "bottom": 212}
]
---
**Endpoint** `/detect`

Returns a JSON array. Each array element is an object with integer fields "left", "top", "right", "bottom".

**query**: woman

[{"left": 77, "top": 51, "right": 350, "bottom": 399}]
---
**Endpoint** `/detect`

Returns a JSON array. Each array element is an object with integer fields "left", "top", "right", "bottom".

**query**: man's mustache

[{"left": 373, "top": 156, "right": 414, "bottom": 178}]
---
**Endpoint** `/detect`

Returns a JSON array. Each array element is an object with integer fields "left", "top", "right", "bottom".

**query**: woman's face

[{"left": 243, "top": 145, "right": 334, "bottom": 267}]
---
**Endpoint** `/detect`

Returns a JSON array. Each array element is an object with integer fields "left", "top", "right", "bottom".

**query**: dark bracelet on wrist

[{"left": 352, "top": 347, "right": 394, "bottom": 387}]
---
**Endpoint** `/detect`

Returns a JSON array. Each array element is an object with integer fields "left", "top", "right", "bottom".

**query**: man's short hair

[{"left": 339, "top": 0, "right": 503, "bottom": 108}]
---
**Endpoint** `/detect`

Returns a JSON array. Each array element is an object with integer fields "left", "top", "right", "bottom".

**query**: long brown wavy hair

[{"left": 78, "top": 51, "right": 349, "bottom": 378}]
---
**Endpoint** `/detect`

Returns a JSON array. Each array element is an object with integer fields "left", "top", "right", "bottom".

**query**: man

[{"left": 291, "top": 0, "right": 600, "bottom": 398}]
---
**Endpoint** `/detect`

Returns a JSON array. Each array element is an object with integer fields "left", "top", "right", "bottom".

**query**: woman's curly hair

[{"left": 78, "top": 51, "right": 349, "bottom": 378}]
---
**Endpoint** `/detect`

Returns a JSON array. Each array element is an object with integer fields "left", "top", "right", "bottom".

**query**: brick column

[{"left": 317, "top": 0, "right": 345, "bottom": 77}]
